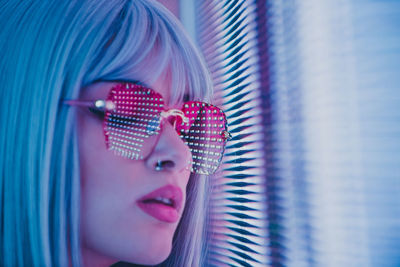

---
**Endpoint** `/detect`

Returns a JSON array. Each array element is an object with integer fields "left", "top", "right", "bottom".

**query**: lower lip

[{"left": 137, "top": 201, "right": 179, "bottom": 223}]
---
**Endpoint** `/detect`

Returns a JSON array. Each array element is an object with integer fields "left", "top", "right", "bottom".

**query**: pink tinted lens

[
  {"left": 104, "top": 83, "right": 164, "bottom": 160},
  {"left": 177, "top": 101, "right": 229, "bottom": 175},
  {"left": 102, "top": 83, "right": 229, "bottom": 174}
]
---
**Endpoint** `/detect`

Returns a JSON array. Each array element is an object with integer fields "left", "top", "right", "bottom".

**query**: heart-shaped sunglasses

[{"left": 65, "top": 83, "right": 231, "bottom": 175}]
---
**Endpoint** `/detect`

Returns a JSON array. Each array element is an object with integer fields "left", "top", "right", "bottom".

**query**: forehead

[
  {"left": 83, "top": 45, "right": 187, "bottom": 105},
  {"left": 82, "top": 43, "right": 195, "bottom": 106}
]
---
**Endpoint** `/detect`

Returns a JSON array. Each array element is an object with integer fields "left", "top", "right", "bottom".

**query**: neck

[{"left": 81, "top": 246, "right": 117, "bottom": 267}]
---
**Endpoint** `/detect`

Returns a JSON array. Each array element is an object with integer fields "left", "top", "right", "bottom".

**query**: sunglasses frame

[{"left": 65, "top": 82, "right": 231, "bottom": 174}]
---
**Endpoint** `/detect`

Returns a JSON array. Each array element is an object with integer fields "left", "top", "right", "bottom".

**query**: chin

[{"left": 121, "top": 237, "right": 173, "bottom": 266}]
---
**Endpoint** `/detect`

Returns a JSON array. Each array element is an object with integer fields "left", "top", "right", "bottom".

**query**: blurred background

[{"left": 159, "top": 1, "right": 400, "bottom": 266}]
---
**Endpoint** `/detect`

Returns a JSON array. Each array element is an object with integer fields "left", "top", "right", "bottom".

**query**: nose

[{"left": 145, "top": 120, "right": 192, "bottom": 173}]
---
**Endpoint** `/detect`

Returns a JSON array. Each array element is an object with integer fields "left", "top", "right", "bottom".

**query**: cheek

[
  {"left": 77, "top": 112, "right": 124, "bottom": 186},
  {"left": 77, "top": 113, "right": 122, "bottom": 231},
  {"left": 76, "top": 114, "right": 175, "bottom": 264},
  {"left": 77, "top": 111, "right": 133, "bottom": 213},
  {"left": 77, "top": 112, "right": 105, "bottom": 165},
  {"left": 76, "top": 110, "right": 189, "bottom": 265}
]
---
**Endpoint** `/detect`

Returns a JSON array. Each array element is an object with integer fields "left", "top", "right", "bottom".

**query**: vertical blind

[
  {"left": 196, "top": 1, "right": 269, "bottom": 266},
  {"left": 194, "top": 0, "right": 400, "bottom": 266}
]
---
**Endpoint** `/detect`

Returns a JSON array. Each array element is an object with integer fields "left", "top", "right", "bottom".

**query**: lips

[{"left": 137, "top": 185, "right": 183, "bottom": 223}]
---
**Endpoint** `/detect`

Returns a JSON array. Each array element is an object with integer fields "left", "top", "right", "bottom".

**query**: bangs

[{"left": 84, "top": 0, "right": 212, "bottom": 105}]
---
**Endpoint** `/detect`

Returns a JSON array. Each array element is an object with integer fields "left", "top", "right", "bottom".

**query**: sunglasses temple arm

[
  {"left": 63, "top": 100, "right": 94, "bottom": 107},
  {"left": 64, "top": 99, "right": 116, "bottom": 111}
]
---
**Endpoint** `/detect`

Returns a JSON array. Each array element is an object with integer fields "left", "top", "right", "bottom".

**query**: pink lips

[{"left": 137, "top": 185, "right": 183, "bottom": 223}]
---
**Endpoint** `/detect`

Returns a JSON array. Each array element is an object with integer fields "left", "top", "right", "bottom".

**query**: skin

[{"left": 77, "top": 71, "right": 192, "bottom": 266}]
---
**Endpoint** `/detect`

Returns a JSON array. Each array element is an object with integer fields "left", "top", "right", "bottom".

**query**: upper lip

[{"left": 137, "top": 184, "right": 183, "bottom": 212}]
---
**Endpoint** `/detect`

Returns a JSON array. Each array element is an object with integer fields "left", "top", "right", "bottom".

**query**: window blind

[
  {"left": 196, "top": 1, "right": 269, "bottom": 266},
  {"left": 195, "top": 0, "right": 400, "bottom": 266}
]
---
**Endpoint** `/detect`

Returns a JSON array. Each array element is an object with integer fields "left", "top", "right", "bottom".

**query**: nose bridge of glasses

[
  {"left": 160, "top": 108, "right": 189, "bottom": 128},
  {"left": 150, "top": 110, "right": 193, "bottom": 173}
]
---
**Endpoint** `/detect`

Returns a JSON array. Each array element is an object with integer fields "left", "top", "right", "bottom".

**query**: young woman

[{"left": 0, "top": 0, "right": 230, "bottom": 266}]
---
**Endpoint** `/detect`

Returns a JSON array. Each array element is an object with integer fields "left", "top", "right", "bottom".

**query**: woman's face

[{"left": 77, "top": 74, "right": 192, "bottom": 266}]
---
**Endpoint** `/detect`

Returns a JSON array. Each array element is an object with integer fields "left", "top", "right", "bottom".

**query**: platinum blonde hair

[{"left": 0, "top": 0, "right": 212, "bottom": 266}]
